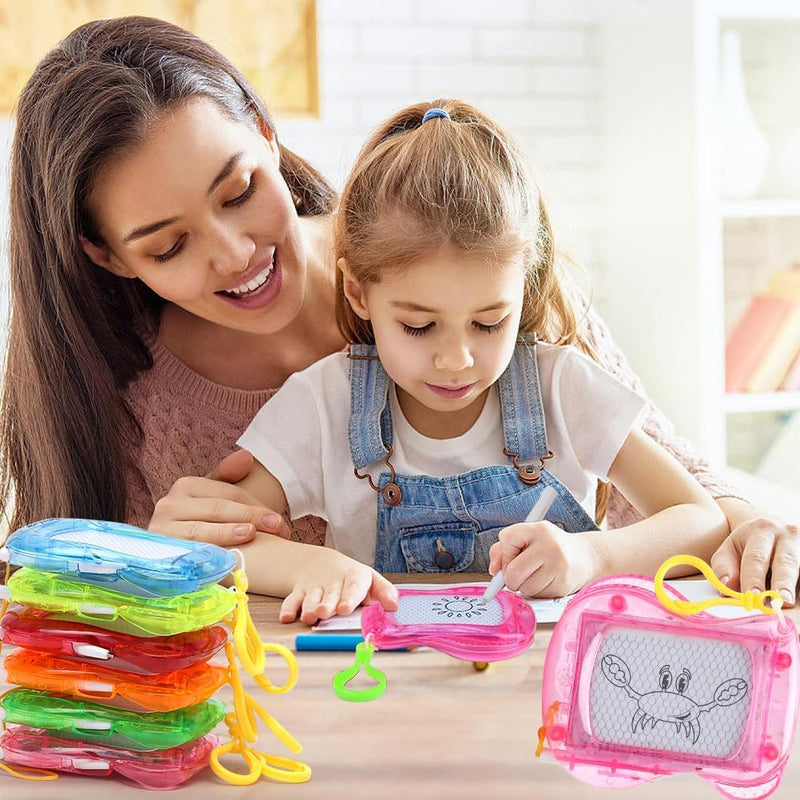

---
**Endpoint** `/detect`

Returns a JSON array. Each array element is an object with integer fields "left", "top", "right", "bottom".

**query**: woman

[{"left": 1, "top": 16, "right": 796, "bottom": 603}]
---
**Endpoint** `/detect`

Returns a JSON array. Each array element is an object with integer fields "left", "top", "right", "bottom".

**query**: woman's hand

[
  {"left": 488, "top": 521, "right": 602, "bottom": 598},
  {"left": 148, "top": 449, "right": 292, "bottom": 545},
  {"left": 279, "top": 549, "right": 399, "bottom": 626},
  {"left": 711, "top": 499, "right": 800, "bottom": 607}
]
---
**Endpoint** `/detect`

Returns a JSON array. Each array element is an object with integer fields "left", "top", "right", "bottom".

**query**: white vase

[{"left": 719, "top": 30, "right": 770, "bottom": 200}]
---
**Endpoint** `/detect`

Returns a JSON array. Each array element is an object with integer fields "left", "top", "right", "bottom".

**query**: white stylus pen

[{"left": 480, "top": 485, "right": 558, "bottom": 604}]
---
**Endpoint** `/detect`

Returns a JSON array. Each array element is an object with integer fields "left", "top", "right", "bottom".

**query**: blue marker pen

[{"left": 295, "top": 634, "right": 409, "bottom": 652}]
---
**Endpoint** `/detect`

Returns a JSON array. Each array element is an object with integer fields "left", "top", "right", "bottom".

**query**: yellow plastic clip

[
  {"left": 210, "top": 567, "right": 310, "bottom": 785},
  {"left": 0, "top": 763, "right": 59, "bottom": 781},
  {"left": 654, "top": 554, "right": 783, "bottom": 618}
]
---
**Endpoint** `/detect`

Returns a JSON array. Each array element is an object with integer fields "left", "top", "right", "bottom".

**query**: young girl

[{"left": 227, "top": 99, "right": 728, "bottom": 622}]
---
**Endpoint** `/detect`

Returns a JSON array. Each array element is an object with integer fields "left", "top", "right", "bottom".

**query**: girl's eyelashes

[
  {"left": 402, "top": 322, "right": 433, "bottom": 337},
  {"left": 473, "top": 318, "right": 506, "bottom": 333},
  {"left": 153, "top": 234, "right": 187, "bottom": 263},
  {"left": 401, "top": 318, "right": 507, "bottom": 336}
]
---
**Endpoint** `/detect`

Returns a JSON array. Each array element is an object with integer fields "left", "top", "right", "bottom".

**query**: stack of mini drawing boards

[{"left": 0, "top": 518, "right": 307, "bottom": 788}]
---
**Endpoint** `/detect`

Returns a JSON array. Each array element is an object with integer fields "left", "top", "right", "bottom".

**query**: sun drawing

[{"left": 430, "top": 595, "right": 488, "bottom": 619}]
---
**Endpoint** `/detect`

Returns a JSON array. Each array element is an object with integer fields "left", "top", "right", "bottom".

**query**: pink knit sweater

[
  {"left": 123, "top": 338, "right": 328, "bottom": 544},
  {"left": 124, "top": 312, "right": 743, "bottom": 542}
]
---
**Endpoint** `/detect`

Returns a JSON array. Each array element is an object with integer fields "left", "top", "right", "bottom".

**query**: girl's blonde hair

[
  {"left": 333, "top": 98, "right": 609, "bottom": 521},
  {"left": 335, "top": 98, "right": 585, "bottom": 349}
]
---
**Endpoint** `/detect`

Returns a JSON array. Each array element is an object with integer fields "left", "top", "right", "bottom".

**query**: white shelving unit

[
  {"left": 724, "top": 392, "right": 800, "bottom": 415},
  {"left": 599, "top": 1, "right": 800, "bottom": 499},
  {"left": 722, "top": 200, "right": 800, "bottom": 219}
]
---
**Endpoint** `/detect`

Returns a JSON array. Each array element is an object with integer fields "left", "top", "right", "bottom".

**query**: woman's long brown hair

[
  {"left": 0, "top": 16, "right": 336, "bottom": 535},
  {"left": 333, "top": 99, "right": 609, "bottom": 521}
]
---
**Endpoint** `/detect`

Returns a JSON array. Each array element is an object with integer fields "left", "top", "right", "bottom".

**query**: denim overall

[{"left": 348, "top": 339, "right": 599, "bottom": 574}]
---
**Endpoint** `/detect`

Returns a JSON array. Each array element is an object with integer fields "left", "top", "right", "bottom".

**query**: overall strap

[
  {"left": 347, "top": 345, "right": 394, "bottom": 470},
  {"left": 497, "top": 336, "right": 551, "bottom": 462}
]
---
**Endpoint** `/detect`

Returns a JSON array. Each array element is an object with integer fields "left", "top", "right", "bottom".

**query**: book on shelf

[
  {"left": 725, "top": 296, "right": 800, "bottom": 392},
  {"left": 725, "top": 269, "right": 800, "bottom": 393}
]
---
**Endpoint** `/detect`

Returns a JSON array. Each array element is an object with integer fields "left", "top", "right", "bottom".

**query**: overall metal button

[
  {"left": 517, "top": 464, "right": 542, "bottom": 484},
  {"left": 382, "top": 482, "right": 402, "bottom": 506}
]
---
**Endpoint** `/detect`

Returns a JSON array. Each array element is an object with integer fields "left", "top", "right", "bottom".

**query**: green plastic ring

[{"left": 332, "top": 641, "right": 387, "bottom": 702}]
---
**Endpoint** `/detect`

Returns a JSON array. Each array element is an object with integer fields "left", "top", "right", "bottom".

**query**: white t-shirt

[{"left": 238, "top": 343, "right": 646, "bottom": 565}]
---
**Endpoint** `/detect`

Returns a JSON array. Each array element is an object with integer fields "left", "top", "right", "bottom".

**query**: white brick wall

[
  {"left": 723, "top": 218, "right": 800, "bottom": 336},
  {"left": 417, "top": 0, "right": 528, "bottom": 24},
  {"left": 278, "top": 0, "right": 604, "bottom": 282},
  {"left": 359, "top": 26, "right": 474, "bottom": 60},
  {"left": 0, "top": 1, "right": 606, "bottom": 349},
  {"left": 477, "top": 28, "right": 592, "bottom": 60}
]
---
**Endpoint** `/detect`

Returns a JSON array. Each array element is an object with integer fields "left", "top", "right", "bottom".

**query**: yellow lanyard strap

[
  {"left": 0, "top": 560, "right": 9, "bottom": 656},
  {"left": 228, "top": 568, "right": 298, "bottom": 692},
  {"left": 210, "top": 641, "right": 310, "bottom": 785},
  {"left": 654, "top": 554, "right": 784, "bottom": 618},
  {"left": 210, "top": 568, "right": 310, "bottom": 785},
  {"left": 0, "top": 763, "right": 59, "bottom": 782},
  {"left": 535, "top": 701, "right": 562, "bottom": 758}
]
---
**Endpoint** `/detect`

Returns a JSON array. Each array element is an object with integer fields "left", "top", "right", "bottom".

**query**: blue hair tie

[{"left": 421, "top": 108, "right": 450, "bottom": 124}]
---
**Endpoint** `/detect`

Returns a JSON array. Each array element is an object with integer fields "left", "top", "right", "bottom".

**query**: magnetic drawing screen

[
  {"left": 588, "top": 628, "right": 752, "bottom": 760},
  {"left": 394, "top": 594, "right": 504, "bottom": 626},
  {"left": 55, "top": 530, "right": 191, "bottom": 560}
]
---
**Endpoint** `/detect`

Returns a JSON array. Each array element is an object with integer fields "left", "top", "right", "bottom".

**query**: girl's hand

[
  {"left": 279, "top": 549, "right": 399, "bottom": 625},
  {"left": 149, "top": 450, "right": 292, "bottom": 545},
  {"left": 488, "top": 521, "right": 602, "bottom": 598},
  {"left": 710, "top": 513, "right": 800, "bottom": 607}
]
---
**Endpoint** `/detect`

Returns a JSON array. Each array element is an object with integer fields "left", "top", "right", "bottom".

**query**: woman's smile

[
  {"left": 216, "top": 252, "right": 282, "bottom": 309},
  {"left": 218, "top": 252, "right": 275, "bottom": 296}
]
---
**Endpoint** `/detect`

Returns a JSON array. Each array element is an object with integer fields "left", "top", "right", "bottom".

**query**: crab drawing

[{"left": 600, "top": 654, "right": 748, "bottom": 744}]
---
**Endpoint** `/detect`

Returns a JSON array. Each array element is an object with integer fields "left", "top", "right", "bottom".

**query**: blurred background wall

[{"left": 1, "top": 0, "right": 798, "bottom": 515}]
